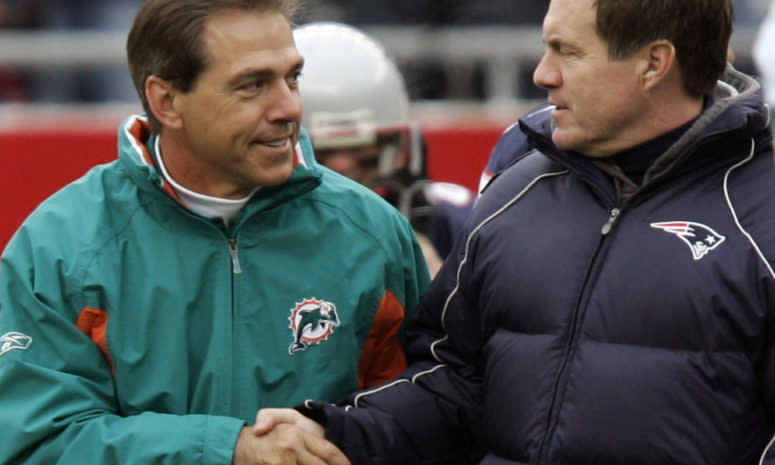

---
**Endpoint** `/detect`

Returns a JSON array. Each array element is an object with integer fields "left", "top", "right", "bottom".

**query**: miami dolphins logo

[{"left": 288, "top": 298, "right": 340, "bottom": 355}]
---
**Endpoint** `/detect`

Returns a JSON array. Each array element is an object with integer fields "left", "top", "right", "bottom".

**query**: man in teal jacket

[{"left": 0, "top": 1, "right": 428, "bottom": 464}]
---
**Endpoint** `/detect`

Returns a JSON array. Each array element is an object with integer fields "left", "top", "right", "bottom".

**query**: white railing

[{"left": 0, "top": 25, "right": 760, "bottom": 102}]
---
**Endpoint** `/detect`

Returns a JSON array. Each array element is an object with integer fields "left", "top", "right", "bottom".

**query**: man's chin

[
  {"left": 552, "top": 132, "right": 613, "bottom": 159},
  {"left": 551, "top": 129, "right": 577, "bottom": 151},
  {"left": 257, "top": 165, "right": 295, "bottom": 187}
]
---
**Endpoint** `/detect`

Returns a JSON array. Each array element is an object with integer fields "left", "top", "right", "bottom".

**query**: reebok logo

[{"left": 0, "top": 332, "right": 32, "bottom": 356}]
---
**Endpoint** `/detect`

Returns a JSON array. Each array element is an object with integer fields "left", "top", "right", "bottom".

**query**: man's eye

[
  {"left": 547, "top": 41, "right": 575, "bottom": 57},
  {"left": 557, "top": 45, "right": 579, "bottom": 57}
]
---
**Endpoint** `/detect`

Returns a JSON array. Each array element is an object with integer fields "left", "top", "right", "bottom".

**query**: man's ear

[
  {"left": 639, "top": 40, "right": 676, "bottom": 92},
  {"left": 145, "top": 75, "right": 183, "bottom": 129}
]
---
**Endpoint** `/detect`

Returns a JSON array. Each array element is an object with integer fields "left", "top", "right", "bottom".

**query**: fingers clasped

[
  {"left": 254, "top": 408, "right": 325, "bottom": 437},
  {"left": 233, "top": 408, "right": 348, "bottom": 465}
]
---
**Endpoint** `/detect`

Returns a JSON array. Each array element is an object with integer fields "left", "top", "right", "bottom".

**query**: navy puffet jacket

[{"left": 301, "top": 65, "right": 775, "bottom": 465}]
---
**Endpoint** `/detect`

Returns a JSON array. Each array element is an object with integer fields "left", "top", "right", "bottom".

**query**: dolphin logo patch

[{"left": 288, "top": 298, "right": 340, "bottom": 355}]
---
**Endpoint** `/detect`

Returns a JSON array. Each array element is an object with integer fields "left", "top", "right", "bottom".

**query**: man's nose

[{"left": 533, "top": 53, "right": 561, "bottom": 89}]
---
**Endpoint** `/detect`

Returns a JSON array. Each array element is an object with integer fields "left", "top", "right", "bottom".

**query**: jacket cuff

[
  {"left": 295, "top": 401, "right": 344, "bottom": 444},
  {"left": 203, "top": 415, "right": 247, "bottom": 465}
]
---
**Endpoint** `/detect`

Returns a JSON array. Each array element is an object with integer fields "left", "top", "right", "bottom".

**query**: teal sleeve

[{"left": 0, "top": 235, "right": 245, "bottom": 465}]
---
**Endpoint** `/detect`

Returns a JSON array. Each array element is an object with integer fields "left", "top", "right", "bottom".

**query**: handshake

[{"left": 232, "top": 408, "right": 351, "bottom": 465}]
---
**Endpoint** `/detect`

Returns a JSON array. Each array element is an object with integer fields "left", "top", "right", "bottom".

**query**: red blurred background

[{"left": 0, "top": 104, "right": 522, "bottom": 251}]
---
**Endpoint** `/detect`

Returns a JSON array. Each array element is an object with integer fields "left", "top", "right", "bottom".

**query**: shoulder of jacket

[
  {"left": 486, "top": 105, "right": 554, "bottom": 177},
  {"left": 475, "top": 151, "right": 566, "bottom": 218},
  {"left": 305, "top": 167, "right": 414, "bottom": 236},
  {"left": 18, "top": 161, "right": 140, "bottom": 260}
]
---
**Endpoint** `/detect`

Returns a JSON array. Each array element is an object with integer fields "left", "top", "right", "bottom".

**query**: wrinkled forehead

[
  {"left": 201, "top": 9, "right": 298, "bottom": 69},
  {"left": 543, "top": 0, "right": 599, "bottom": 39}
]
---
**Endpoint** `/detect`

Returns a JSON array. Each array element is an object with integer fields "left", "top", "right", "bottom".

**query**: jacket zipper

[
  {"left": 166, "top": 200, "right": 244, "bottom": 275},
  {"left": 601, "top": 208, "right": 621, "bottom": 235},
  {"left": 536, "top": 206, "right": 621, "bottom": 463},
  {"left": 228, "top": 238, "right": 243, "bottom": 274}
]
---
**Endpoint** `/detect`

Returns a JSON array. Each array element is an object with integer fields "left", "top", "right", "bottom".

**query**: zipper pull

[
  {"left": 601, "top": 208, "right": 620, "bottom": 235},
  {"left": 228, "top": 238, "right": 243, "bottom": 274}
]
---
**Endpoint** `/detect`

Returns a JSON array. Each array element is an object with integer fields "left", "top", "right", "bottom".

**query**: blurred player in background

[{"left": 293, "top": 22, "right": 476, "bottom": 276}]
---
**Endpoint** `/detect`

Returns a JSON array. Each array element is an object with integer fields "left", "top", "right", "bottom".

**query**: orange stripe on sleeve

[
  {"left": 75, "top": 307, "right": 114, "bottom": 376},
  {"left": 357, "top": 289, "right": 407, "bottom": 389}
]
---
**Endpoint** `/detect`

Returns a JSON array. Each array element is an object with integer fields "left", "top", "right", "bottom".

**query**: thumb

[
  {"left": 254, "top": 408, "right": 323, "bottom": 436},
  {"left": 253, "top": 408, "right": 289, "bottom": 435}
]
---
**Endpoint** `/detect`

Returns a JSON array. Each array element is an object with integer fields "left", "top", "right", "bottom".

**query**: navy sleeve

[{"left": 298, "top": 232, "right": 486, "bottom": 465}]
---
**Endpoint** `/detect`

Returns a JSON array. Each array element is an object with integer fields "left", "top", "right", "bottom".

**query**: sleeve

[
  {"left": 478, "top": 143, "right": 506, "bottom": 194},
  {"left": 478, "top": 119, "right": 533, "bottom": 195},
  {"left": 760, "top": 440, "right": 775, "bottom": 465},
  {"left": 759, "top": 353, "right": 775, "bottom": 465},
  {"left": 0, "top": 232, "right": 245, "bottom": 465},
  {"left": 300, "top": 229, "right": 486, "bottom": 465},
  {"left": 759, "top": 320, "right": 775, "bottom": 465},
  {"left": 357, "top": 217, "right": 433, "bottom": 388},
  {"left": 478, "top": 102, "right": 559, "bottom": 196},
  {"left": 756, "top": 256, "right": 775, "bottom": 465}
]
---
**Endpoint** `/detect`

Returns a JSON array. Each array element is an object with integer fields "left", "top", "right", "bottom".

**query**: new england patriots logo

[
  {"left": 650, "top": 221, "right": 725, "bottom": 260},
  {"left": 0, "top": 332, "right": 32, "bottom": 356},
  {"left": 288, "top": 298, "right": 340, "bottom": 355}
]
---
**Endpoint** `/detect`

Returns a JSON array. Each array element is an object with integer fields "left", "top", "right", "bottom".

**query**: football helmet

[
  {"left": 293, "top": 22, "right": 425, "bottom": 186},
  {"left": 294, "top": 22, "right": 476, "bottom": 258}
]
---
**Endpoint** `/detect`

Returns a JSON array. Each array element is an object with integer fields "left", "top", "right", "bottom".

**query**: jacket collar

[
  {"left": 117, "top": 114, "right": 322, "bottom": 222},
  {"left": 518, "top": 65, "right": 771, "bottom": 203}
]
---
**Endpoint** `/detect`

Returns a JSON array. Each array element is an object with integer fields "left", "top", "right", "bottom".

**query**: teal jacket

[{"left": 0, "top": 114, "right": 430, "bottom": 464}]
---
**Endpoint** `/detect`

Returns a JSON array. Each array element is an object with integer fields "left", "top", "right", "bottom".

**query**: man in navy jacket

[{"left": 256, "top": 1, "right": 775, "bottom": 464}]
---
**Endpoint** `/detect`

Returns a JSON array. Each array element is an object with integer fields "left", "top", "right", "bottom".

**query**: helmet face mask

[
  {"left": 312, "top": 129, "right": 411, "bottom": 189},
  {"left": 306, "top": 108, "right": 380, "bottom": 150}
]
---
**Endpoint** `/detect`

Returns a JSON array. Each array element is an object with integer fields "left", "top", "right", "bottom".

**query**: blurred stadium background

[{"left": 0, "top": 0, "right": 770, "bottom": 249}]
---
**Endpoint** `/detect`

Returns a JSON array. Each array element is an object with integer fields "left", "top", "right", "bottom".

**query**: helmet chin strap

[
  {"left": 408, "top": 122, "right": 425, "bottom": 178},
  {"left": 377, "top": 139, "right": 400, "bottom": 178}
]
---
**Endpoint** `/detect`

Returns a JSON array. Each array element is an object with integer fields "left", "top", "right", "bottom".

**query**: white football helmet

[{"left": 293, "top": 22, "right": 424, "bottom": 180}]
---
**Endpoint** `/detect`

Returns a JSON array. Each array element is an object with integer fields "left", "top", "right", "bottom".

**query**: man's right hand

[
  {"left": 253, "top": 408, "right": 325, "bottom": 437},
  {"left": 232, "top": 424, "right": 351, "bottom": 465}
]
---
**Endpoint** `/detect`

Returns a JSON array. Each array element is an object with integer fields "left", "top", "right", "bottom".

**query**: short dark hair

[
  {"left": 127, "top": 0, "right": 302, "bottom": 133},
  {"left": 595, "top": 0, "right": 734, "bottom": 97}
]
